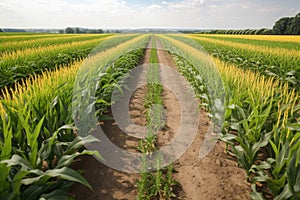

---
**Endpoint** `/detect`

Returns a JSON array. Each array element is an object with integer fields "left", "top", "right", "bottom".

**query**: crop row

[
  {"left": 0, "top": 36, "right": 111, "bottom": 89},
  {"left": 0, "top": 34, "right": 149, "bottom": 199},
  {"left": 0, "top": 34, "right": 62, "bottom": 42},
  {"left": 189, "top": 35, "right": 300, "bottom": 90},
  {"left": 192, "top": 34, "right": 300, "bottom": 44},
  {"left": 193, "top": 34, "right": 300, "bottom": 50},
  {"left": 137, "top": 38, "right": 176, "bottom": 200},
  {"left": 0, "top": 34, "right": 112, "bottom": 54},
  {"left": 159, "top": 34, "right": 300, "bottom": 199}
]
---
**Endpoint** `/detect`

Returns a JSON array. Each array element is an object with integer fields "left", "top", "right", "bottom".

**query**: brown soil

[
  {"left": 69, "top": 45, "right": 151, "bottom": 200},
  {"left": 70, "top": 39, "right": 251, "bottom": 200},
  {"left": 155, "top": 43, "right": 251, "bottom": 200}
]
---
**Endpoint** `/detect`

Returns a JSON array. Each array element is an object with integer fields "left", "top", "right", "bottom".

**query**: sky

[{"left": 0, "top": 0, "right": 299, "bottom": 29}]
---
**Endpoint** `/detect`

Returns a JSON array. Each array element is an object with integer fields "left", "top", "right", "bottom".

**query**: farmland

[{"left": 0, "top": 32, "right": 299, "bottom": 200}]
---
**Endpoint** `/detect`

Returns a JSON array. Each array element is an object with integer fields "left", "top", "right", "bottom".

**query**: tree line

[
  {"left": 63, "top": 27, "right": 104, "bottom": 34},
  {"left": 273, "top": 12, "right": 300, "bottom": 35},
  {"left": 199, "top": 12, "right": 300, "bottom": 35}
]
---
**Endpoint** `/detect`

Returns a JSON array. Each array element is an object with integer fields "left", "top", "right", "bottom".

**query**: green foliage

[
  {"left": 196, "top": 12, "right": 300, "bottom": 35},
  {"left": 199, "top": 28, "right": 273, "bottom": 35},
  {"left": 0, "top": 35, "right": 110, "bottom": 89},
  {"left": 160, "top": 34, "right": 300, "bottom": 200},
  {"left": 137, "top": 37, "right": 177, "bottom": 200},
  {"left": 0, "top": 34, "right": 150, "bottom": 199},
  {"left": 273, "top": 13, "right": 300, "bottom": 35},
  {"left": 137, "top": 161, "right": 177, "bottom": 200},
  {"left": 94, "top": 48, "right": 145, "bottom": 117},
  {"left": 225, "top": 96, "right": 273, "bottom": 172},
  {"left": 64, "top": 27, "right": 105, "bottom": 34},
  {"left": 0, "top": 35, "right": 110, "bottom": 54},
  {"left": 65, "top": 27, "right": 74, "bottom": 34},
  {"left": 191, "top": 36, "right": 300, "bottom": 90},
  {"left": 0, "top": 103, "right": 101, "bottom": 199}
]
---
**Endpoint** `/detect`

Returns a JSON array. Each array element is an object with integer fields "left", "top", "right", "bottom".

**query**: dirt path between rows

[
  {"left": 70, "top": 39, "right": 251, "bottom": 200},
  {"left": 69, "top": 44, "right": 152, "bottom": 200},
  {"left": 155, "top": 40, "right": 251, "bottom": 199}
]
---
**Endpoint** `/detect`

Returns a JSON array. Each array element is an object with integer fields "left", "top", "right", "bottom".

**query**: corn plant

[
  {"left": 72, "top": 34, "right": 150, "bottom": 135},
  {"left": 0, "top": 34, "right": 152, "bottom": 199},
  {"left": 0, "top": 35, "right": 112, "bottom": 89},
  {"left": 189, "top": 35, "right": 300, "bottom": 90},
  {"left": 194, "top": 34, "right": 300, "bottom": 50},
  {"left": 137, "top": 37, "right": 177, "bottom": 200},
  {"left": 158, "top": 34, "right": 300, "bottom": 200},
  {"left": 0, "top": 102, "right": 101, "bottom": 199},
  {"left": 0, "top": 34, "right": 111, "bottom": 55}
]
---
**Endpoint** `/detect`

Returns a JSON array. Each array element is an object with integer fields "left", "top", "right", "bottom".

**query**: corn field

[{"left": 0, "top": 32, "right": 299, "bottom": 199}]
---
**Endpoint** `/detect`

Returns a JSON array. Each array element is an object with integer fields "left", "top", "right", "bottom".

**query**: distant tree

[
  {"left": 287, "top": 13, "right": 300, "bottom": 35},
  {"left": 216, "top": 30, "right": 224, "bottom": 34},
  {"left": 59, "top": 29, "right": 64, "bottom": 34},
  {"left": 231, "top": 30, "right": 237, "bottom": 34},
  {"left": 273, "top": 13, "right": 300, "bottom": 35},
  {"left": 249, "top": 29, "right": 256, "bottom": 35},
  {"left": 74, "top": 27, "right": 80, "bottom": 33},
  {"left": 237, "top": 30, "right": 245, "bottom": 34},
  {"left": 244, "top": 29, "right": 250, "bottom": 34},
  {"left": 65, "top": 27, "right": 74, "bottom": 34},
  {"left": 255, "top": 28, "right": 265, "bottom": 35},
  {"left": 89, "top": 29, "right": 97, "bottom": 33},
  {"left": 273, "top": 17, "right": 291, "bottom": 34},
  {"left": 242, "top": 29, "right": 249, "bottom": 34},
  {"left": 0, "top": 29, "right": 3, "bottom": 32},
  {"left": 262, "top": 29, "right": 273, "bottom": 35},
  {"left": 97, "top": 29, "right": 104, "bottom": 33}
]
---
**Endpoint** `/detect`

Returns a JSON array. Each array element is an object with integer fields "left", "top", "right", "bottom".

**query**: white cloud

[
  {"left": 0, "top": 0, "right": 136, "bottom": 28},
  {"left": 0, "top": 0, "right": 299, "bottom": 29},
  {"left": 165, "top": 0, "right": 205, "bottom": 9},
  {"left": 147, "top": 4, "right": 163, "bottom": 10}
]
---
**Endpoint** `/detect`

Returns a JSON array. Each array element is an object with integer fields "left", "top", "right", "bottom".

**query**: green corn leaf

[
  {"left": 64, "top": 135, "right": 100, "bottom": 155},
  {"left": 270, "top": 140, "right": 279, "bottom": 157},
  {"left": 274, "top": 184, "right": 292, "bottom": 200},
  {"left": 286, "top": 123, "right": 300, "bottom": 132},
  {"left": 40, "top": 190, "right": 71, "bottom": 200},
  {"left": 30, "top": 116, "right": 45, "bottom": 168},
  {"left": 219, "top": 133, "right": 237, "bottom": 142},
  {"left": 21, "top": 175, "right": 44, "bottom": 185},
  {"left": 1, "top": 154, "right": 32, "bottom": 170},
  {"left": 267, "top": 174, "right": 287, "bottom": 196},
  {"left": 44, "top": 167, "right": 92, "bottom": 190},
  {"left": 0, "top": 115, "right": 12, "bottom": 195},
  {"left": 56, "top": 150, "right": 102, "bottom": 168}
]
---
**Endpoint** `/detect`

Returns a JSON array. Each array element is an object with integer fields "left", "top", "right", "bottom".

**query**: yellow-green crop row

[
  {"left": 1, "top": 61, "right": 80, "bottom": 110},
  {"left": 0, "top": 33, "right": 58, "bottom": 39},
  {"left": 214, "top": 57, "right": 297, "bottom": 128},
  {"left": 188, "top": 34, "right": 300, "bottom": 90},
  {"left": 0, "top": 34, "right": 112, "bottom": 88},
  {"left": 159, "top": 34, "right": 300, "bottom": 199},
  {"left": 215, "top": 57, "right": 299, "bottom": 199},
  {"left": 0, "top": 34, "right": 112, "bottom": 54},
  {"left": 137, "top": 37, "right": 176, "bottom": 200},
  {"left": 1, "top": 34, "right": 148, "bottom": 113},
  {"left": 196, "top": 34, "right": 300, "bottom": 43},
  {"left": 0, "top": 37, "right": 108, "bottom": 61},
  {"left": 0, "top": 34, "right": 150, "bottom": 199},
  {"left": 191, "top": 34, "right": 300, "bottom": 51},
  {"left": 189, "top": 35, "right": 300, "bottom": 58}
]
